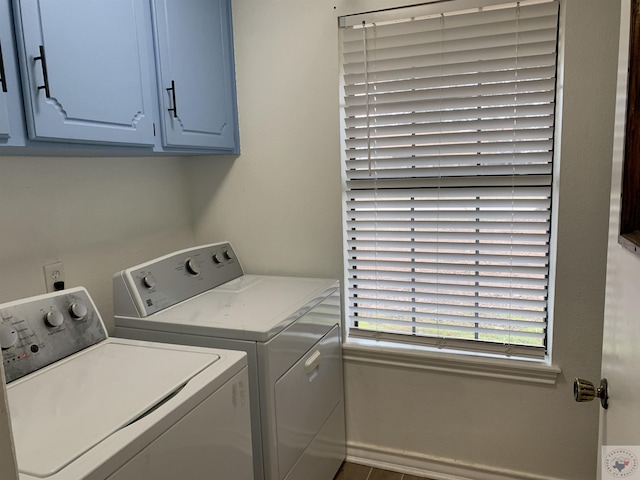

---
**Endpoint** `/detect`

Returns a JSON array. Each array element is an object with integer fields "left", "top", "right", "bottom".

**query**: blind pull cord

[{"left": 363, "top": 22, "right": 373, "bottom": 176}]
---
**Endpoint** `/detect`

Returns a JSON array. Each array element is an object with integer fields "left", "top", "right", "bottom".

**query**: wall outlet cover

[{"left": 43, "top": 262, "right": 65, "bottom": 293}]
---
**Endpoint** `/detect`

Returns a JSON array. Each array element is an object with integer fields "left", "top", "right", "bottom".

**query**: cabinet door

[
  {"left": 153, "top": 0, "right": 238, "bottom": 151},
  {"left": 0, "top": 0, "right": 13, "bottom": 138},
  {"left": 0, "top": 44, "right": 11, "bottom": 139},
  {"left": 13, "top": 0, "right": 155, "bottom": 146}
]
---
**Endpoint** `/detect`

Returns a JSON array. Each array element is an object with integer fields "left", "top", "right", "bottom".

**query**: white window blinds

[{"left": 340, "top": 0, "right": 559, "bottom": 359}]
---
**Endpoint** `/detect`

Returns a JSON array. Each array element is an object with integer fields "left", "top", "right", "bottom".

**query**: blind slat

[
  {"left": 344, "top": 53, "right": 557, "bottom": 86},
  {"left": 348, "top": 229, "right": 551, "bottom": 239},
  {"left": 346, "top": 113, "right": 554, "bottom": 138},
  {"left": 346, "top": 208, "right": 551, "bottom": 220},
  {"left": 346, "top": 140, "right": 554, "bottom": 160},
  {"left": 348, "top": 269, "right": 549, "bottom": 289},
  {"left": 347, "top": 218, "right": 551, "bottom": 232},
  {"left": 343, "top": 42, "right": 557, "bottom": 75},
  {"left": 347, "top": 239, "right": 551, "bottom": 254},
  {"left": 345, "top": 106, "right": 555, "bottom": 131},
  {"left": 346, "top": 151, "right": 553, "bottom": 169},
  {"left": 350, "top": 307, "right": 547, "bottom": 328},
  {"left": 344, "top": 79, "right": 556, "bottom": 108},
  {"left": 349, "top": 277, "right": 548, "bottom": 297},
  {"left": 347, "top": 165, "right": 552, "bottom": 181},
  {"left": 345, "top": 91, "right": 556, "bottom": 119},
  {"left": 344, "top": 67, "right": 557, "bottom": 99},
  {"left": 347, "top": 184, "right": 550, "bottom": 197},
  {"left": 345, "top": 127, "right": 554, "bottom": 151}
]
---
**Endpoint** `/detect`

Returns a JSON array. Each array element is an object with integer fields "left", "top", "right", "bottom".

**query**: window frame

[{"left": 339, "top": 0, "right": 562, "bottom": 362}]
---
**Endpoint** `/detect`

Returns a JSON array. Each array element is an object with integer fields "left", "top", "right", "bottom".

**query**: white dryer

[
  {"left": 112, "top": 242, "right": 346, "bottom": 480},
  {"left": 0, "top": 287, "right": 253, "bottom": 480}
]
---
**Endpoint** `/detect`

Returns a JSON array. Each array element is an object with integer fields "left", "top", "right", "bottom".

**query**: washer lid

[{"left": 7, "top": 339, "right": 219, "bottom": 478}]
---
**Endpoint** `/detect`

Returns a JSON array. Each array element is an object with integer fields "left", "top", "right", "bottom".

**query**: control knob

[
  {"left": 212, "top": 253, "right": 221, "bottom": 264},
  {"left": 45, "top": 310, "right": 64, "bottom": 328},
  {"left": 185, "top": 258, "right": 200, "bottom": 276},
  {"left": 223, "top": 250, "right": 232, "bottom": 261},
  {"left": 142, "top": 274, "right": 156, "bottom": 289},
  {"left": 0, "top": 325, "right": 18, "bottom": 350},
  {"left": 69, "top": 302, "right": 88, "bottom": 320}
]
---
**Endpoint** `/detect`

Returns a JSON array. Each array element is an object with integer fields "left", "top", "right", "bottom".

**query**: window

[{"left": 339, "top": 0, "right": 559, "bottom": 359}]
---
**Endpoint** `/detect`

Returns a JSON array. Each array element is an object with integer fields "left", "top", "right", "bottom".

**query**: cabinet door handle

[
  {"left": 34, "top": 45, "right": 51, "bottom": 98},
  {"left": 0, "top": 41, "right": 7, "bottom": 93},
  {"left": 166, "top": 80, "right": 177, "bottom": 117}
]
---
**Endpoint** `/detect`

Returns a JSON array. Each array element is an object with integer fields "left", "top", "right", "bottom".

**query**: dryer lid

[
  {"left": 130, "top": 275, "right": 339, "bottom": 342},
  {"left": 7, "top": 339, "right": 219, "bottom": 478}
]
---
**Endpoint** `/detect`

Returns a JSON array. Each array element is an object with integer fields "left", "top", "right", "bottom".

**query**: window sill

[{"left": 342, "top": 338, "right": 561, "bottom": 385}]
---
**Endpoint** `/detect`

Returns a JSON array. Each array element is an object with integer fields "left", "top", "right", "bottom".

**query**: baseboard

[{"left": 346, "top": 441, "right": 568, "bottom": 480}]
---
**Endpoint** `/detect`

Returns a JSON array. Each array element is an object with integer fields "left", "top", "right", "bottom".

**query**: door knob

[{"left": 574, "top": 378, "right": 609, "bottom": 409}]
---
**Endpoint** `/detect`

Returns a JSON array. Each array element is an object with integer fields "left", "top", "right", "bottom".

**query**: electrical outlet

[{"left": 43, "top": 262, "right": 65, "bottom": 292}]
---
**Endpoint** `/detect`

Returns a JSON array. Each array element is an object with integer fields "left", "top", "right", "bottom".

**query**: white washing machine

[
  {"left": 112, "top": 241, "right": 346, "bottom": 480},
  {"left": 0, "top": 287, "right": 253, "bottom": 480}
]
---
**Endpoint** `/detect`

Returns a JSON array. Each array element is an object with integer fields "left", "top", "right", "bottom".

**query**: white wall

[
  {"left": 188, "top": 0, "right": 343, "bottom": 280},
  {"left": 0, "top": 155, "right": 195, "bottom": 330},
  {"left": 189, "top": 0, "right": 620, "bottom": 479}
]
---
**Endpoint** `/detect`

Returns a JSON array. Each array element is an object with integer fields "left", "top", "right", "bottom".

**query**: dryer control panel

[
  {"left": 0, "top": 287, "right": 107, "bottom": 383},
  {"left": 113, "top": 241, "right": 245, "bottom": 318}
]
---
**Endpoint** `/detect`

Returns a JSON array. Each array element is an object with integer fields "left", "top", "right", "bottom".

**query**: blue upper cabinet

[
  {"left": 152, "top": 0, "right": 239, "bottom": 152},
  {"left": 0, "top": 0, "right": 18, "bottom": 140},
  {"left": 12, "top": 0, "right": 156, "bottom": 146},
  {"left": 0, "top": 40, "right": 11, "bottom": 139}
]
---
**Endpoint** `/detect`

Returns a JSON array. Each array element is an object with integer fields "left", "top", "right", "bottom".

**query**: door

[
  {"left": 275, "top": 326, "right": 342, "bottom": 479},
  {"left": 13, "top": 0, "right": 155, "bottom": 146},
  {"left": 597, "top": 0, "right": 640, "bottom": 477},
  {"left": 151, "top": 0, "right": 238, "bottom": 151}
]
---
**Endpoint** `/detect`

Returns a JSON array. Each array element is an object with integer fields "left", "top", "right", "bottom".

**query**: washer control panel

[
  {"left": 1, "top": 287, "right": 107, "bottom": 383},
  {"left": 113, "top": 242, "right": 245, "bottom": 317}
]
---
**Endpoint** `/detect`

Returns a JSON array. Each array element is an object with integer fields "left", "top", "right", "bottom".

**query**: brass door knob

[{"left": 574, "top": 378, "right": 609, "bottom": 409}]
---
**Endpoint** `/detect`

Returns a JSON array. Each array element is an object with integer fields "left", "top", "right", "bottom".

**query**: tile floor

[{"left": 333, "top": 462, "right": 433, "bottom": 480}]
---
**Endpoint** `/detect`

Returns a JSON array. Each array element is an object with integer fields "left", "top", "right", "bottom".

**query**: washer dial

[
  {"left": 45, "top": 310, "right": 64, "bottom": 328},
  {"left": 0, "top": 325, "right": 18, "bottom": 350},
  {"left": 69, "top": 302, "right": 88, "bottom": 320}
]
